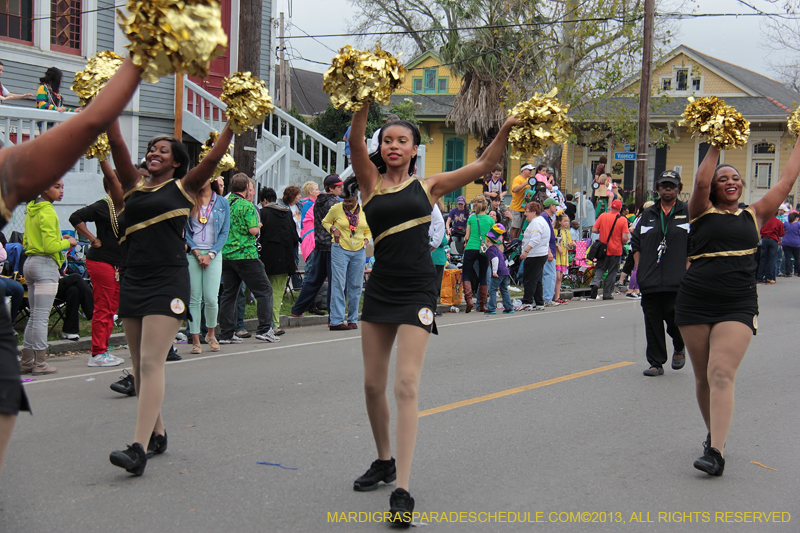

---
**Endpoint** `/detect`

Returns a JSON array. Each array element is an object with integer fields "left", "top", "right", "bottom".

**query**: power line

[
  {"left": 278, "top": 11, "right": 800, "bottom": 41},
  {"left": 289, "top": 22, "right": 339, "bottom": 53}
]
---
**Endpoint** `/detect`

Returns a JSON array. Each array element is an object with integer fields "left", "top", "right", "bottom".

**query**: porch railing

[{"left": 181, "top": 77, "right": 347, "bottom": 182}]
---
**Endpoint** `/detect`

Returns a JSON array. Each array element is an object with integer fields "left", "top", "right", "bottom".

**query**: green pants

[{"left": 268, "top": 274, "right": 288, "bottom": 328}]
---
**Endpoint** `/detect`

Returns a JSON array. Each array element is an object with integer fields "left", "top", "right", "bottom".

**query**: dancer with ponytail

[{"left": 348, "top": 103, "right": 519, "bottom": 524}]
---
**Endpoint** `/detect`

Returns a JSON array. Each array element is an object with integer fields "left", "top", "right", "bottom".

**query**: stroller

[{"left": 504, "top": 238, "right": 522, "bottom": 285}]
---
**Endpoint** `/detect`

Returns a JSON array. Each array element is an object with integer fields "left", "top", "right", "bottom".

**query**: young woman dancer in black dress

[
  {"left": 106, "top": 120, "right": 234, "bottom": 476},
  {"left": 348, "top": 103, "right": 519, "bottom": 524},
  {"left": 675, "top": 137, "right": 800, "bottom": 475},
  {"left": 0, "top": 56, "right": 143, "bottom": 485}
]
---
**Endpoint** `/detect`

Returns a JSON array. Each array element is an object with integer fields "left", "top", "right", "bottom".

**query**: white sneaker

[
  {"left": 255, "top": 329, "right": 281, "bottom": 343},
  {"left": 87, "top": 352, "right": 123, "bottom": 367},
  {"left": 61, "top": 332, "right": 80, "bottom": 341},
  {"left": 544, "top": 300, "right": 559, "bottom": 307},
  {"left": 533, "top": 305, "right": 546, "bottom": 311},
  {"left": 218, "top": 335, "right": 244, "bottom": 344}
]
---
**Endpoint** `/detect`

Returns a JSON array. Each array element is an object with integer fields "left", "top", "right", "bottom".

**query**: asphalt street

[{"left": 1, "top": 283, "right": 798, "bottom": 533}]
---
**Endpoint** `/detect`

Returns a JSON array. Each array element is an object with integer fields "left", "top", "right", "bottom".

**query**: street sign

[
  {"left": 624, "top": 144, "right": 631, "bottom": 152},
  {"left": 614, "top": 152, "right": 636, "bottom": 160}
]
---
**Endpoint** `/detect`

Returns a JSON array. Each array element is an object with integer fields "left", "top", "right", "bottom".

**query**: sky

[{"left": 274, "top": 0, "right": 795, "bottom": 83}]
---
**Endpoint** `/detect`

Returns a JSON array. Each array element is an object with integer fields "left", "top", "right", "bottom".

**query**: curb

[{"left": 42, "top": 295, "right": 551, "bottom": 355}]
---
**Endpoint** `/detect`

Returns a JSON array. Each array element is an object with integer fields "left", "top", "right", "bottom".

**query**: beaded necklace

[{"left": 104, "top": 196, "right": 119, "bottom": 238}]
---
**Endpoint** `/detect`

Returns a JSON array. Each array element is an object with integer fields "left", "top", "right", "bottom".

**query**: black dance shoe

[
  {"left": 110, "top": 370, "right": 135, "bottom": 396},
  {"left": 166, "top": 347, "right": 182, "bottom": 361},
  {"left": 694, "top": 446, "right": 725, "bottom": 476},
  {"left": 110, "top": 443, "right": 147, "bottom": 476},
  {"left": 146, "top": 431, "right": 168, "bottom": 458},
  {"left": 353, "top": 458, "right": 396, "bottom": 492},
  {"left": 388, "top": 488, "right": 415, "bottom": 527}
]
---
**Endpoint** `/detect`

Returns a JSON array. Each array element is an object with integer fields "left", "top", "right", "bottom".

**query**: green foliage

[
  {"left": 388, "top": 98, "right": 432, "bottom": 144},
  {"left": 310, "top": 102, "right": 384, "bottom": 144}
]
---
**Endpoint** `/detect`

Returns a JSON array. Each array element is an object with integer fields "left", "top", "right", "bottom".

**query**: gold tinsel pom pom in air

[
  {"left": 323, "top": 44, "right": 407, "bottom": 112},
  {"left": 787, "top": 105, "right": 800, "bottom": 139},
  {"left": 220, "top": 72, "right": 274, "bottom": 135},
  {"left": 72, "top": 51, "right": 124, "bottom": 106},
  {"left": 507, "top": 88, "right": 572, "bottom": 159},
  {"left": 199, "top": 132, "right": 235, "bottom": 178},
  {"left": 116, "top": 0, "right": 228, "bottom": 84},
  {"left": 85, "top": 133, "right": 111, "bottom": 161},
  {"left": 680, "top": 96, "right": 749, "bottom": 149}
]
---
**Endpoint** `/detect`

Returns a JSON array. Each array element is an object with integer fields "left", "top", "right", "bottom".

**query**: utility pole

[
  {"left": 174, "top": 75, "right": 183, "bottom": 141},
  {"left": 233, "top": 0, "right": 262, "bottom": 177},
  {"left": 635, "top": 0, "right": 655, "bottom": 207},
  {"left": 279, "top": 12, "right": 291, "bottom": 110}
]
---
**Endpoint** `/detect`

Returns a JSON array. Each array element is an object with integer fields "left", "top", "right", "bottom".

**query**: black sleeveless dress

[
  {"left": 674, "top": 206, "right": 760, "bottom": 334},
  {"left": 118, "top": 178, "right": 193, "bottom": 319},
  {"left": 362, "top": 177, "right": 438, "bottom": 333},
  {"left": 0, "top": 192, "right": 30, "bottom": 415}
]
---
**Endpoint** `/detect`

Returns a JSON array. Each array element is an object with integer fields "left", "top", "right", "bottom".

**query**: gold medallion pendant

[{"left": 199, "top": 216, "right": 208, "bottom": 224}]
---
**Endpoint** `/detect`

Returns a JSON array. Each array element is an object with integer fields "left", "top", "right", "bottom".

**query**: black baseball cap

[
  {"left": 656, "top": 170, "right": 681, "bottom": 186},
  {"left": 324, "top": 175, "right": 343, "bottom": 188}
]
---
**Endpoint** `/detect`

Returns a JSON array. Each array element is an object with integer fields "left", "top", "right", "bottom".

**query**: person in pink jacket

[{"left": 298, "top": 181, "right": 324, "bottom": 314}]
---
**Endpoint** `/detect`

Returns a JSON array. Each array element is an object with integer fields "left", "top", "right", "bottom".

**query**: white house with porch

[{"left": 2, "top": 0, "right": 414, "bottom": 236}]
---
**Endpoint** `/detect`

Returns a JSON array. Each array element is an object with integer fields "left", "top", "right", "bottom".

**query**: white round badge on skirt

[
  {"left": 418, "top": 307, "right": 434, "bottom": 326},
  {"left": 170, "top": 298, "right": 186, "bottom": 315}
]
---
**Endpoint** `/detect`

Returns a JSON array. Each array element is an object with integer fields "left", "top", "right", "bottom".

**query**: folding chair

[{"left": 286, "top": 269, "right": 304, "bottom": 301}]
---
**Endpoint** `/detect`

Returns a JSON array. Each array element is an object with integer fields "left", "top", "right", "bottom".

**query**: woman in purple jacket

[{"left": 782, "top": 212, "right": 800, "bottom": 276}]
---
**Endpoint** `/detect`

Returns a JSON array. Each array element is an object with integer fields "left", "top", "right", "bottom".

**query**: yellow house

[
  {"left": 390, "top": 51, "right": 530, "bottom": 203},
  {"left": 565, "top": 45, "right": 800, "bottom": 206}
]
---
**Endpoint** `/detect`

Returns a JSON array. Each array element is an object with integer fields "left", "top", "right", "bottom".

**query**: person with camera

[
  {"left": 631, "top": 171, "right": 691, "bottom": 376},
  {"left": 589, "top": 199, "right": 629, "bottom": 300}
]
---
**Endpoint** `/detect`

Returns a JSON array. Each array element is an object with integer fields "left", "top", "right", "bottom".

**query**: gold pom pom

[
  {"left": 199, "top": 131, "right": 236, "bottom": 177},
  {"left": 220, "top": 72, "right": 274, "bottom": 135},
  {"left": 679, "top": 96, "right": 750, "bottom": 149},
  {"left": 507, "top": 88, "right": 572, "bottom": 159},
  {"left": 787, "top": 105, "right": 800, "bottom": 139},
  {"left": 85, "top": 133, "right": 111, "bottom": 161},
  {"left": 117, "top": 0, "right": 228, "bottom": 84},
  {"left": 72, "top": 51, "right": 124, "bottom": 106},
  {"left": 323, "top": 44, "right": 407, "bottom": 112}
]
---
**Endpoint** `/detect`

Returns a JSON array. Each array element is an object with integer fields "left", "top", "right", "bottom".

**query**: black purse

[{"left": 586, "top": 215, "right": 621, "bottom": 261}]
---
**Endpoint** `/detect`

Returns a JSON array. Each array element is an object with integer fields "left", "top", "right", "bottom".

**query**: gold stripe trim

[
  {"left": 745, "top": 206, "right": 760, "bottom": 236},
  {"left": 123, "top": 177, "right": 147, "bottom": 200},
  {"left": 373, "top": 215, "right": 431, "bottom": 245},
  {"left": 175, "top": 179, "right": 196, "bottom": 206},
  {"left": 118, "top": 208, "right": 190, "bottom": 243},
  {"left": 123, "top": 178, "right": 176, "bottom": 200},
  {"left": 690, "top": 206, "right": 742, "bottom": 224},
  {"left": 363, "top": 175, "right": 419, "bottom": 207},
  {"left": 419, "top": 178, "right": 434, "bottom": 207},
  {"left": 688, "top": 248, "right": 757, "bottom": 261}
]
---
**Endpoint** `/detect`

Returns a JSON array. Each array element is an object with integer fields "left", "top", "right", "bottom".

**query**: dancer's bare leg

[
  {"left": 679, "top": 324, "right": 712, "bottom": 429},
  {"left": 393, "top": 324, "right": 430, "bottom": 491},
  {"left": 0, "top": 414, "right": 16, "bottom": 485},
  {"left": 706, "top": 322, "right": 751, "bottom": 453},
  {"left": 361, "top": 321, "right": 396, "bottom": 461},
  {"left": 125, "top": 316, "right": 180, "bottom": 445}
]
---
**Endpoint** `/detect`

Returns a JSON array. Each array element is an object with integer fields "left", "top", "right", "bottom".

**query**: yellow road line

[{"left": 418, "top": 362, "right": 635, "bottom": 417}]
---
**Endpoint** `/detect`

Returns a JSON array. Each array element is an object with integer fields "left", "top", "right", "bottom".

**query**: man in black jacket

[
  {"left": 631, "top": 170, "right": 691, "bottom": 376},
  {"left": 290, "top": 174, "right": 342, "bottom": 317}
]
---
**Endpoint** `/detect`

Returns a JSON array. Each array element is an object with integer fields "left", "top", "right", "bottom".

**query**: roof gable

[{"left": 405, "top": 51, "right": 444, "bottom": 70}]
